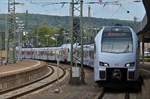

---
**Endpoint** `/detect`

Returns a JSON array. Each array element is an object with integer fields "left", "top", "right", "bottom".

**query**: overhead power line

[{"left": 29, "top": 0, "right": 122, "bottom": 7}]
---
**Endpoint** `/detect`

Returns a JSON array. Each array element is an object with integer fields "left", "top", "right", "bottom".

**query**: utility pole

[
  {"left": 36, "top": 16, "right": 39, "bottom": 47},
  {"left": 69, "top": 0, "right": 85, "bottom": 85},
  {"left": 80, "top": 0, "right": 84, "bottom": 84},
  {"left": 8, "top": 0, "right": 16, "bottom": 63},
  {"left": 87, "top": 5, "right": 92, "bottom": 44},
  {"left": 25, "top": 10, "right": 29, "bottom": 47}
]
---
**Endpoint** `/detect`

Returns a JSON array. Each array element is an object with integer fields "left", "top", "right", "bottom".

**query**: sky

[{"left": 0, "top": 0, "right": 146, "bottom": 21}]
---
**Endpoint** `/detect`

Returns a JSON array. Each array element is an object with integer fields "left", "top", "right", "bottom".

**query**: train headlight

[
  {"left": 99, "top": 61, "right": 109, "bottom": 67},
  {"left": 125, "top": 62, "right": 135, "bottom": 68}
]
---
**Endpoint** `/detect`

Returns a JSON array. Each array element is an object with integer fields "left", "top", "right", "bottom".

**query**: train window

[
  {"left": 90, "top": 51, "right": 94, "bottom": 59},
  {"left": 49, "top": 51, "right": 51, "bottom": 55},
  {"left": 84, "top": 51, "right": 87, "bottom": 58},
  {"left": 22, "top": 51, "right": 24, "bottom": 54},
  {"left": 59, "top": 51, "right": 62, "bottom": 55},
  {"left": 50, "top": 51, "right": 53, "bottom": 55},
  {"left": 37, "top": 51, "right": 39, "bottom": 55},
  {"left": 44, "top": 51, "right": 46, "bottom": 55},
  {"left": 102, "top": 27, "right": 133, "bottom": 53},
  {"left": 40, "top": 51, "right": 44, "bottom": 55},
  {"left": 48, "top": 51, "right": 50, "bottom": 55},
  {"left": 27, "top": 51, "right": 30, "bottom": 55},
  {"left": 31, "top": 51, "right": 33, "bottom": 54},
  {"left": 52, "top": 51, "right": 54, "bottom": 55}
]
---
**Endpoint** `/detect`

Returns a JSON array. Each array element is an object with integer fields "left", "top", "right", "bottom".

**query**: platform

[{"left": 0, "top": 60, "right": 49, "bottom": 93}]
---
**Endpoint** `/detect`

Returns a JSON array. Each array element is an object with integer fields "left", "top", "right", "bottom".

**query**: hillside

[{"left": 0, "top": 13, "right": 136, "bottom": 32}]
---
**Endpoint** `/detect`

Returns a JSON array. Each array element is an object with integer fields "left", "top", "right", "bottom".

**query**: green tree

[{"left": 31, "top": 25, "right": 64, "bottom": 47}]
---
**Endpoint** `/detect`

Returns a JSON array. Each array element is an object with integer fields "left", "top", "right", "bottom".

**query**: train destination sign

[{"left": 106, "top": 32, "right": 130, "bottom": 37}]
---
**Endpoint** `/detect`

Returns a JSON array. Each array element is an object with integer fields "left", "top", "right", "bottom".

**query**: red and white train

[
  {"left": 17, "top": 44, "right": 94, "bottom": 67},
  {"left": 17, "top": 26, "right": 139, "bottom": 84}
]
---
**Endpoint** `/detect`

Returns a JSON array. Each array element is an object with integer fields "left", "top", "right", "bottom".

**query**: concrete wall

[{"left": 0, "top": 61, "right": 49, "bottom": 92}]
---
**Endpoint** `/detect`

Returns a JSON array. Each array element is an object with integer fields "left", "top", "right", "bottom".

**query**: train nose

[{"left": 112, "top": 69, "right": 121, "bottom": 80}]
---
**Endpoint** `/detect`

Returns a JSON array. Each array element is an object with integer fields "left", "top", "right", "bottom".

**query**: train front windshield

[{"left": 102, "top": 27, "right": 133, "bottom": 53}]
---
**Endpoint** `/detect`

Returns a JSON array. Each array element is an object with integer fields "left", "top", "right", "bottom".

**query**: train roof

[
  {"left": 20, "top": 43, "right": 94, "bottom": 51},
  {"left": 61, "top": 43, "right": 80, "bottom": 49},
  {"left": 21, "top": 47, "right": 62, "bottom": 51},
  {"left": 61, "top": 44, "right": 71, "bottom": 48},
  {"left": 102, "top": 26, "right": 133, "bottom": 31}
]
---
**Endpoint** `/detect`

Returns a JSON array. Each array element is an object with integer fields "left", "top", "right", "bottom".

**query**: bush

[
  {"left": 144, "top": 56, "right": 150, "bottom": 58},
  {"left": 144, "top": 58, "right": 150, "bottom": 62}
]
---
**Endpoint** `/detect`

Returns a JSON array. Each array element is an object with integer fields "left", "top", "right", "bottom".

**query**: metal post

[
  {"left": 142, "top": 34, "right": 144, "bottom": 64},
  {"left": 69, "top": 1, "right": 74, "bottom": 84},
  {"left": 13, "top": 0, "right": 16, "bottom": 63},
  {"left": 70, "top": 0, "right": 74, "bottom": 67},
  {"left": 18, "top": 23, "right": 23, "bottom": 61},
  {"left": 25, "top": 10, "right": 28, "bottom": 46},
  {"left": 35, "top": 17, "right": 39, "bottom": 47},
  {"left": 88, "top": 5, "right": 91, "bottom": 17},
  {"left": 20, "top": 30, "right": 22, "bottom": 60},
  {"left": 8, "top": 0, "right": 16, "bottom": 63},
  {"left": 69, "top": 0, "right": 85, "bottom": 85},
  {"left": 80, "top": 0, "right": 85, "bottom": 84}
]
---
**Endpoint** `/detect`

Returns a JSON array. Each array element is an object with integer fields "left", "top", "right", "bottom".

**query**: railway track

[
  {"left": 0, "top": 64, "right": 67, "bottom": 99},
  {"left": 94, "top": 88, "right": 105, "bottom": 99},
  {"left": 94, "top": 64, "right": 150, "bottom": 99},
  {"left": 124, "top": 92, "right": 130, "bottom": 99},
  {"left": 140, "top": 66, "right": 150, "bottom": 79},
  {"left": 95, "top": 88, "right": 131, "bottom": 99},
  {"left": 95, "top": 68, "right": 150, "bottom": 99}
]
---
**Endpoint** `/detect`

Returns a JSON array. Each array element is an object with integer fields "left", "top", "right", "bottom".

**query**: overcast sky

[{"left": 0, "top": 0, "right": 146, "bottom": 21}]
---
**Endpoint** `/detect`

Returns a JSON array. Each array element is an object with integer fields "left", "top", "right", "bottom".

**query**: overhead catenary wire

[{"left": 29, "top": 0, "right": 122, "bottom": 7}]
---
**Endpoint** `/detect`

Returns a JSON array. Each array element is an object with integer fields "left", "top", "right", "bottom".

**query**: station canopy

[{"left": 138, "top": 0, "right": 150, "bottom": 43}]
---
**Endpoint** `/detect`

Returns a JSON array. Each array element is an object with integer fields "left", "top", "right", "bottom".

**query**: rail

[{"left": 0, "top": 64, "right": 66, "bottom": 99}]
